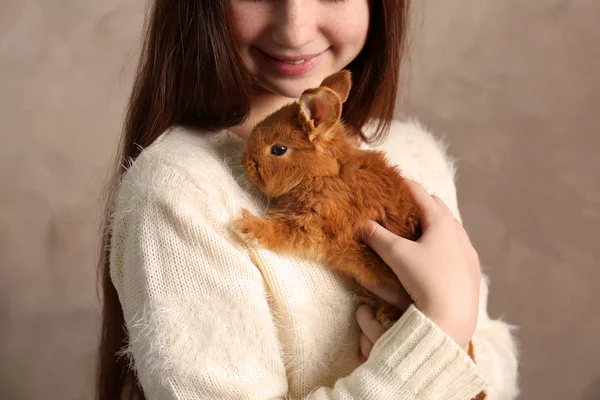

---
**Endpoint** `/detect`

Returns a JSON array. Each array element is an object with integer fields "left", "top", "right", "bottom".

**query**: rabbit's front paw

[{"left": 231, "top": 209, "right": 265, "bottom": 247}]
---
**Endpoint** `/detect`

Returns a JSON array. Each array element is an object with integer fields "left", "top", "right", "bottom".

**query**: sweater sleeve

[
  {"left": 109, "top": 155, "right": 487, "bottom": 400},
  {"left": 371, "top": 120, "right": 521, "bottom": 400}
]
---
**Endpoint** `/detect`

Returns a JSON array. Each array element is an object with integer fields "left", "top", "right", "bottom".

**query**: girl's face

[{"left": 230, "top": 0, "right": 370, "bottom": 99}]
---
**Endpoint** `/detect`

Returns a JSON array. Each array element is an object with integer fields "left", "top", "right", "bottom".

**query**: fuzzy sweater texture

[{"left": 109, "top": 120, "right": 520, "bottom": 399}]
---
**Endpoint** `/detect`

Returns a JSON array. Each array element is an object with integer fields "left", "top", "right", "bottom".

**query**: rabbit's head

[{"left": 241, "top": 70, "right": 353, "bottom": 198}]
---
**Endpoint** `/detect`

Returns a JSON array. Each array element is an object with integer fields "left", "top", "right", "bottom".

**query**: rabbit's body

[{"left": 268, "top": 141, "right": 420, "bottom": 288}]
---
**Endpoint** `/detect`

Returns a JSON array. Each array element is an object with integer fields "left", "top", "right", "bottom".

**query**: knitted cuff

[{"left": 367, "top": 305, "right": 487, "bottom": 400}]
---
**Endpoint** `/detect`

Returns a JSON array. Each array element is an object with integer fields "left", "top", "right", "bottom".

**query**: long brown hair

[{"left": 97, "top": 0, "right": 411, "bottom": 399}]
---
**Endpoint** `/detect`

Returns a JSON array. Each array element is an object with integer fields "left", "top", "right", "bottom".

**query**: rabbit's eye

[{"left": 270, "top": 145, "right": 288, "bottom": 156}]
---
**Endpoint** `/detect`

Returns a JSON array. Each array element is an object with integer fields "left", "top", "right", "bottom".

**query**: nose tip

[{"left": 271, "top": 1, "right": 316, "bottom": 48}]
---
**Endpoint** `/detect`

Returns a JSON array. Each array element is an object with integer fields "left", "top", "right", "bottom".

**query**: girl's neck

[{"left": 228, "top": 86, "right": 296, "bottom": 140}]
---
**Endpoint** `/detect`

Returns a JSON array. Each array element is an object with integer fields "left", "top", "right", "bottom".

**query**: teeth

[{"left": 283, "top": 59, "right": 306, "bottom": 65}]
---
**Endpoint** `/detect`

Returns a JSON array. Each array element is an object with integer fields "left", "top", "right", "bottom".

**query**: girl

[{"left": 97, "top": 0, "right": 519, "bottom": 399}]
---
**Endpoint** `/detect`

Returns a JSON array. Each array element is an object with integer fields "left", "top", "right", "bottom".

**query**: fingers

[
  {"left": 360, "top": 181, "right": 444, "bottom": 254},
  {"left": 359, "top": 220, "right": 419, "bottom": 287},
  {"left": 356, "top": 305, "right": 385, "bottom": 348},
  {"left": 405, "top": 180, "right": 444, "bottom": 228},
  {"left": 360, "top": 220, "right": 414, "bottom": 267},
  {"left": 360, "top": 333, "right": 374, "bottom": 359},
  {"left": 431, "top": 194, "right": 475, "bottom": 252},
  {"left": 356, "top": 277, "right": 413, "bottom": 310},
  {"left": 431, "top": 194, "right": 451, "bottom": 215},
  {"left": 431, "top": 194, "right": 461, "bottom": 226}
]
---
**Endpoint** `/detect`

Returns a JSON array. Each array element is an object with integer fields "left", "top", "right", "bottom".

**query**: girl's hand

[{"left": 356, "top": 180, "right": 481, "bottom": 357}]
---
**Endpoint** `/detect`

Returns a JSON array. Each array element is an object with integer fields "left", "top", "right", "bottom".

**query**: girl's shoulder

[
  {"left": 364, "top": 119, "right": 456, "bottom": 179},
  {"left": 115, "top": 126, "right": 247, "bottom": 208},
  {"left": 139, "top": 125, "right": 245, "bottom": 177}
]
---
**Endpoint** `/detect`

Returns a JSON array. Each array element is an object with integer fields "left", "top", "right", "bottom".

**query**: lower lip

[{"left": 259, "top": 49, "right": 326, "bottom": 77}]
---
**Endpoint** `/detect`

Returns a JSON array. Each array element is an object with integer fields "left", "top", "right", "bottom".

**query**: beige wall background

[{"left": 0, "top": 0, "right": 598, "bottom": 399}]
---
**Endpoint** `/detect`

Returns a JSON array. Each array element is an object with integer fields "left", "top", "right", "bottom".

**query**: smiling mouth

[
  {"left": 256, "top": 48, "right": 328, "bottom": 77},
  {"left": 260, "top": 50, "right": 324, "bottom": 64},
  {"left": 280, "top": 59, "right": 307, "bottom": 65}
]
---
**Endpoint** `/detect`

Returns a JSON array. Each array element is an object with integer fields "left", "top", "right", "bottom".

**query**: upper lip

[{"left": 260, "top": 49, "right": 324, "bottom": 62}]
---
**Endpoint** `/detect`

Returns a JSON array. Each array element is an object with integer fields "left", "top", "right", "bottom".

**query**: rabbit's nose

[
  {"left": 241, "top": 154, "right": 257, "bottom": 175},
  {"left": 249, "top": 156, "right": 258, "bottom": 169},
  {"left": 243, "top": 155, "right": 254, "bottom": 169}
]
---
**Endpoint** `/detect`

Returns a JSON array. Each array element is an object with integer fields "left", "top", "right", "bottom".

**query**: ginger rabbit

[{"left": 232, "top": 70, "right": 420, "bottom": 328}]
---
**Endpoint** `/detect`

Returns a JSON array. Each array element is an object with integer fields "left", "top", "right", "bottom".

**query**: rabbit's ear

[
  {"left": 298, "top": 87, "right": 342, "bottom": 142},
  {"left": 320, "top": 70, "right": 352, "bottom": 103}
]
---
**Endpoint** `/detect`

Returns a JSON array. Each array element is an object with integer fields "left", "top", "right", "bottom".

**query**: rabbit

[{"left": 231, "top": 70, "right": 420, "bottom": 329}]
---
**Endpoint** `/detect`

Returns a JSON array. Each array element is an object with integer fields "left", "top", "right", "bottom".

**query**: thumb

[
  {"left": 405, "top": 180, "right": 443, "bottom": 230},
  {"left": 360, "top": 220, "right": 415, "bottom": 278}
]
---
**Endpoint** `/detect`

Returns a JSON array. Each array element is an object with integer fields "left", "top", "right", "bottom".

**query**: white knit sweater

[{"left": 109, "top": 120, "right": 519, "bottom": 399}]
